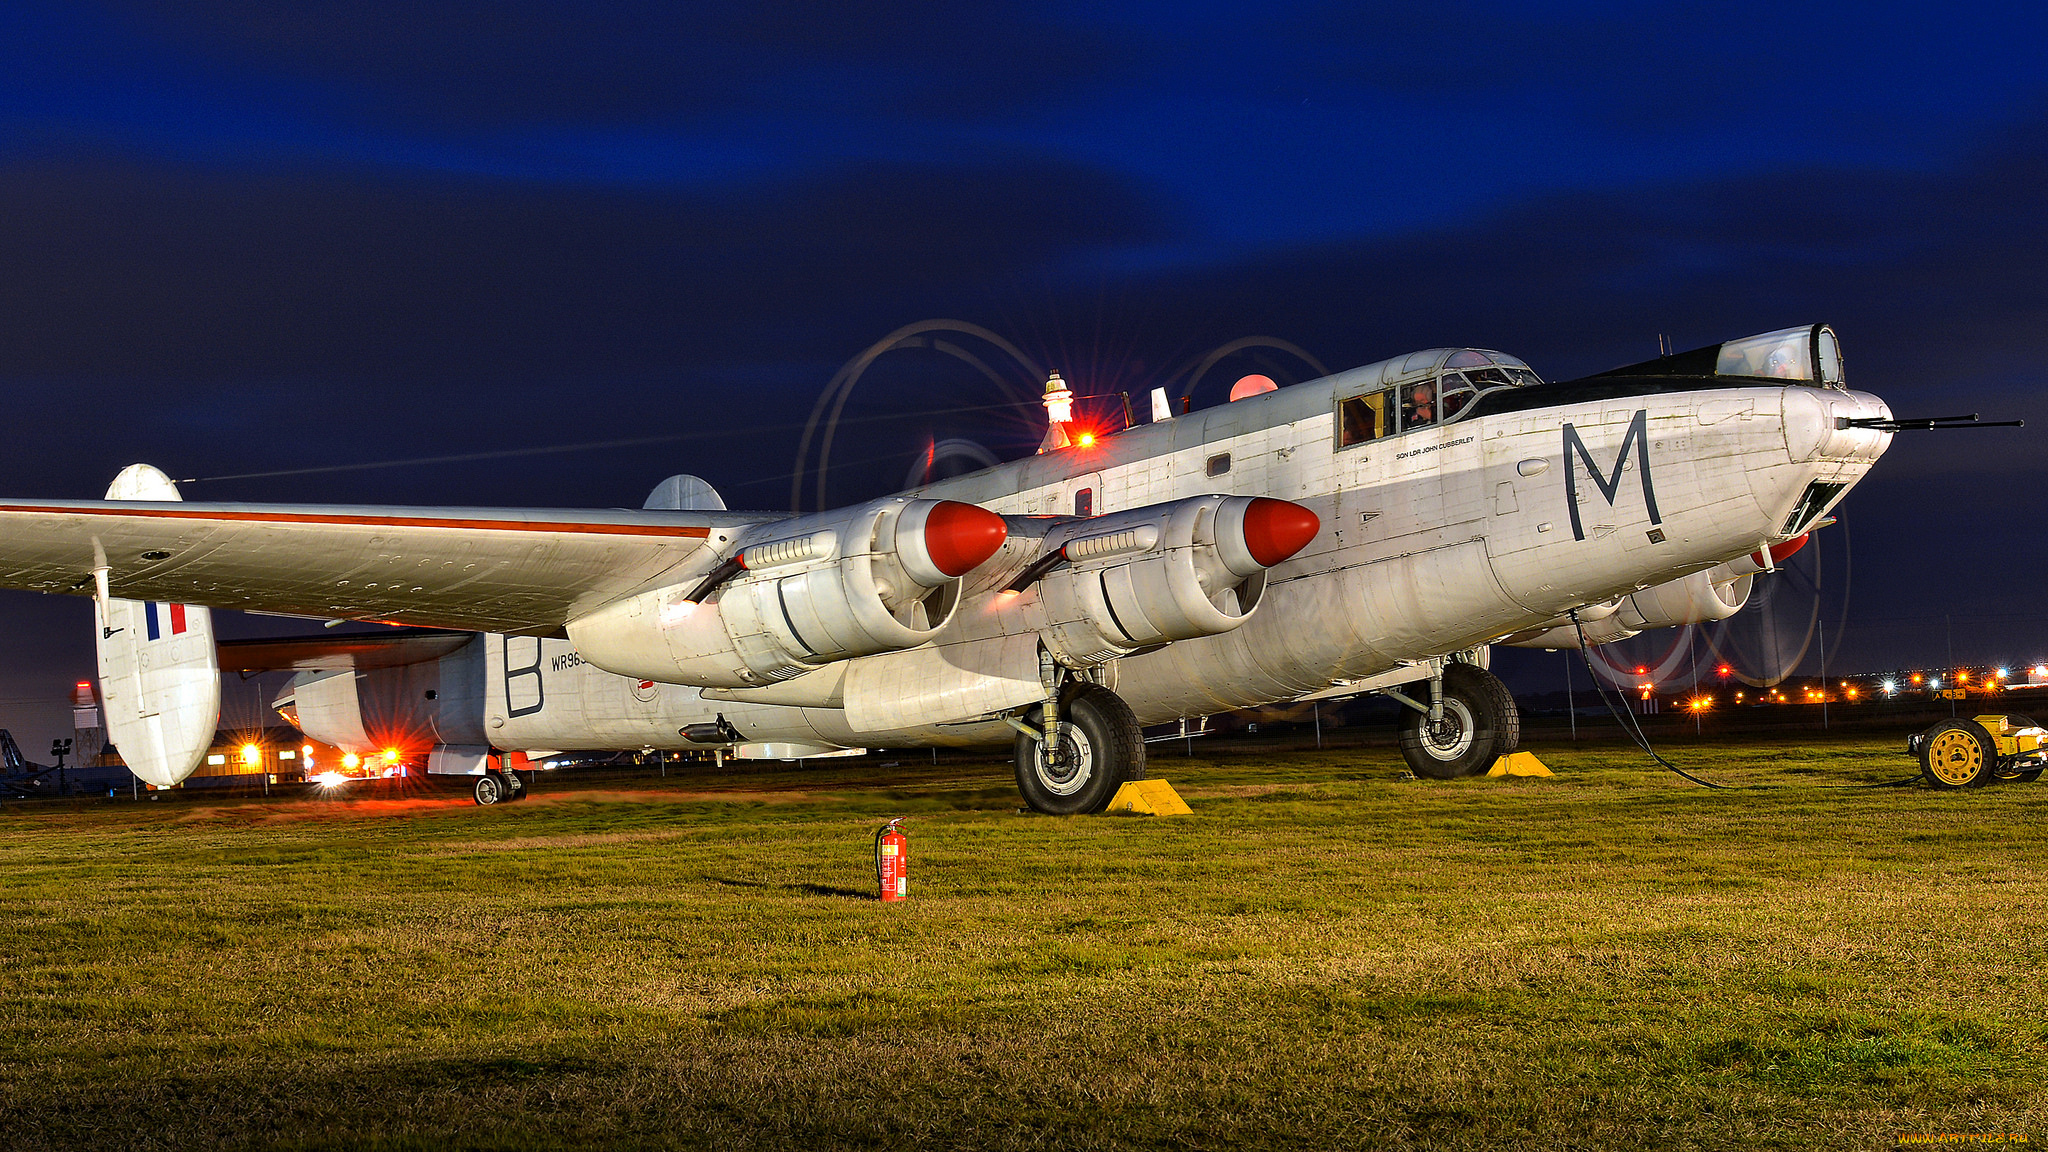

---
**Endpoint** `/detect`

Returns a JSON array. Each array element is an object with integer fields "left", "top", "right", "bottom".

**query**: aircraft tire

[
  {"left": 1014, "top": 683, "right": 1146, "bottom": 815},
  {"left": 1397, "top": 664, "right": 1518, "bottom": 779},
  {"left": 473, "top": 772, "right": 507, "bottom": 806},
  {"left": 1919, "top": 720, "right": 1997, "bottom": 789}
]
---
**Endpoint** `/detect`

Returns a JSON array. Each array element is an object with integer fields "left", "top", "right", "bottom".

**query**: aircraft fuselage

[{"left": 414, "top": 348, "right": 1888, "bottom": 757}]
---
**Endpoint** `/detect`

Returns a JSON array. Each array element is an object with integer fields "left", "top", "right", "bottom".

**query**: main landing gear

[
  {"left": 1012, "top": 682, "right": 1146, "bottom": 815},
  {"left": 1390, "top": 660, "right": 1520, "bottom": 779}
]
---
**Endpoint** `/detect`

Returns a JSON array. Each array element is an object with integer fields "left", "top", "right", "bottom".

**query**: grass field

[{"left": 1, "top": 736, "right": 2044, "bottom": 1150}]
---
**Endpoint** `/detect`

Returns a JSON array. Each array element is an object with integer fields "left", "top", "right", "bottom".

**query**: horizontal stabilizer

[{"left": 94, "top": 465, "right": 219, "bottom": 788}]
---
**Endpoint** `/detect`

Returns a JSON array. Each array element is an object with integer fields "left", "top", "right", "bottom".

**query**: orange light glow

[
  {"left": 1911, "top": 673, "right": 1923, "bottom": 684},
  {"left": 341, "top": 753, "right": 361, "bottom": 769},
  {"left": 382, "top": 748, "right": 400, "bottom": 762},
  {"left": 1690, "top": 697, "right": 1711, "bottom": 711},
  {"left": 1076, "top": 432, "right": 1096, "bottom": 447},
  {"left": 1957, "top": 671, "right": 1969, "bottom": 684},
  {"left": 240, "top": 744, "right": 261, "bottom": 766}
]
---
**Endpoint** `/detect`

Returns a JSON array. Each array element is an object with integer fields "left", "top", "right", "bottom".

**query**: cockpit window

[
  {"left": 1337, "top": 389, "right": 1391, "bottom": 447},
  {"left": 1712, "top": 324, "right": 1846, "bottom": 389},
  {"left": 1816, "top": 327, "right": 1845, "bottom": 385},
  {"left": 1336, "top": 347, "right": 1544, "bottom": 450},
  {"left": 1716, "top": 327, "right": 1813, "bottom": 381},
  {"left": 1400, "top": 378, "right": 1438, "bottom": 430}
]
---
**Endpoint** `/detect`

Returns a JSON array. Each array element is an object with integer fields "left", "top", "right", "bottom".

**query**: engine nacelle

[
  {"left": 567, "top": 497, "right": 1007, "bottom": 687},
  {"left": 1010, "top": 495, "right": 1321, "bottom": 667},
  {"left": 1501, "top": 565, "right": 1754, "bottom": 650}
]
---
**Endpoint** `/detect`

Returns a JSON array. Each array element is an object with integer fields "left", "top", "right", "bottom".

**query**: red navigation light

[
  {"left": 1076, "top": 431, "right": 1096, "bottom": 448},
  {"left": 1716, "top": 664, "right": 1732, "bottom": 677},
  {"left": 1634, "top": 666, "right": 1647, "bottom": 675}
]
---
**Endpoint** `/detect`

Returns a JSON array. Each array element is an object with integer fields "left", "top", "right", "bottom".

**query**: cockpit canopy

[
  {"left": 1713, "top": 325, "right": 1845, "bottom": 386},
  {"left": 1335, "top": 347, "right": 1544, "bottom": 446},
  {"left": 1597, "top": 324, "right": 1847, "bottom": 390}
]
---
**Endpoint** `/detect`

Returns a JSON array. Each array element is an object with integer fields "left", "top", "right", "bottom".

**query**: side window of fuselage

[{"left": 1337, "top": 391, "right": 1389, "bottom": 449}]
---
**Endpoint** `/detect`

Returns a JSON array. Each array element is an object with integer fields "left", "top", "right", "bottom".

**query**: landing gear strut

[
  {"left": 1392, "top": 661, "right": 1520, "bottom": 779},
  {"left": 1012, "top": 682, "right": 1146, "bottom": 814}
]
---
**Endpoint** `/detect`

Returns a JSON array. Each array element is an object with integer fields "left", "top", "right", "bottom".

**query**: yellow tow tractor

[{"left": 1910, "top": 715, "right": 2048, "bottom": 788}]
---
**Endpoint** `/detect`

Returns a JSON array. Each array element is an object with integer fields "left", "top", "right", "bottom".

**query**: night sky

[{"left": 3, "top": 2, "right": 2045, "bottom": 751}]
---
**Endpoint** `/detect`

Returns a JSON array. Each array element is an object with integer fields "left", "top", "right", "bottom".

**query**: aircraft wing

[{"left": 0, "top": 497, "right": 779, "bottom": 635}]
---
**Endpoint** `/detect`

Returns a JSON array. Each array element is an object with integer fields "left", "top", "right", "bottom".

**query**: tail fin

[
  {"left": 0, "top": 730, "right": 24, "bottom": 773},
  {"left": 93, "top": 464, "right": 220, "bottom": 788}
]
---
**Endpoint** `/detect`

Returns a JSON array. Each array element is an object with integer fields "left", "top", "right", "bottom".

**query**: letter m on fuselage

[{"left": 1561, "top": 409, "right": 1661, "bottom": 542}]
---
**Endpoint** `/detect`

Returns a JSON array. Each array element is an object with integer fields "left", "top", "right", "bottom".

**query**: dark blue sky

[{"left": 2, "top": 2, "right": 2045, "bottom": 746}]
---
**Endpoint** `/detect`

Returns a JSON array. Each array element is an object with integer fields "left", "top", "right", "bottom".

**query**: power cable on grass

[
  {"left": 1569, "top": 609, "right": 1733, "bottom": 789},
  {"left": 1568, "top": 609, "right": 1920, "bottom": 790}
]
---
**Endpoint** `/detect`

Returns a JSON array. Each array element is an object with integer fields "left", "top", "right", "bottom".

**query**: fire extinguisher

[{"left": 874, "top": 817, "right": 907, "bottom": 902}]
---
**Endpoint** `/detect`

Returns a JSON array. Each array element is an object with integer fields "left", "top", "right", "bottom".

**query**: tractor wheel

[
  {"left": 1014, "top": 684, "right": 1145, "bottom": 815},
  {"left": 1397, "top": 664, "right": 1520, "bottom": 779},
  {"left": 1919, "top": 720, "right": 1997, "bottom": 789}
]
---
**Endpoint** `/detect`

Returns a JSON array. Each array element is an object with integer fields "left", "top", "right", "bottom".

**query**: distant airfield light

[
  {"left": 1690, "top": 697, "right": 1710, "bottom": 711},
  {"left": 1882, "top": 679, "right": 1896, "bottom": 694},
  {"left": 1929, "top": 677, "right": 1940, "bottom": 689},
  {"left": 1846, "top": 687, "right": 1859, "bottom": 698},
  {"left": 1911, "top": 673, "right": 1924, "bottom": 684},
  {"left": 1997, "top": 667, "right": 2009, "bottom": 679},
  {"left": 1076, "top": 432, "right": 1096, "bottom": 448},
  {"left": 1957, "top": 671, "right": 1969, "bottom": 684},
  {"left": 342, "top": 753, "right": 361, "bottom": 770},
  {"left": 240, "top": 744, "right": 261, "bottom": 766},
  {"left": 313, "top": 771, "right": 346, "bottom": 787},
  {"left": 2035, "top": 665, "right": 2047, "bottom": 678},
  {"left": 383, "top": 748, "right": 400, "bottom": 763},
  {"left": 1716, "top": 664, "right": 1733, "bottom": 677}
]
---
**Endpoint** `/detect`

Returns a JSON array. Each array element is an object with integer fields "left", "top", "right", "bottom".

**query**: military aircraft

[{"left": 0, "top": 323, "right": 1890, "bottom": 811}]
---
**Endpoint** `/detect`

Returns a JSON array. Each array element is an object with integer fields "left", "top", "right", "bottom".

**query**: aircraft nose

[{"left": 1783, "top": 389, "right": 1892, "bottom": 463}]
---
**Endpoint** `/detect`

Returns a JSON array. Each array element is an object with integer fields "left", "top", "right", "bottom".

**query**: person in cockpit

[
  {"left": 1403, "top": 381, "right": 1436, "bottom": 429},
  {"left": 1764, "top": 343, "right": 1804, "bottom": 378}
]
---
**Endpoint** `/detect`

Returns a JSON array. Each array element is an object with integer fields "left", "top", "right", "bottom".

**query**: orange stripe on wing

[{"left": 0, "top": 504, "right": 715, "bottom": 538}]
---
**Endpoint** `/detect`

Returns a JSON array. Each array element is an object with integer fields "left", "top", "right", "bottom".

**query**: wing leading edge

[{"left": 0, "top": 473, "right": 783, "bottom": 635}]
